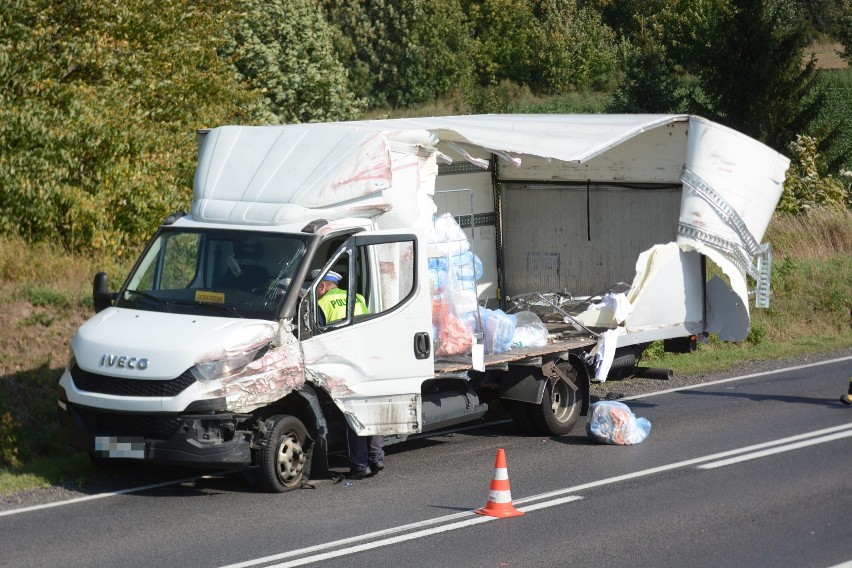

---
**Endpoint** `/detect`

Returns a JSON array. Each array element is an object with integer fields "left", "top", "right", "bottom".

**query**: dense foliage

[
  {"left": 0, "top": 0, "right": 850, "bottom": 257},
  {"left": 324, "top": 0, "right": 475, "bottom": 108},
  {"left": 222, "top": 0, "right": 363, "bottom": 123},
  {"left": 778, "top": 135, "right": 850, "bottom": 213},
  {"left": 0, "top": 0, "right": 260, "bottom": 257}
]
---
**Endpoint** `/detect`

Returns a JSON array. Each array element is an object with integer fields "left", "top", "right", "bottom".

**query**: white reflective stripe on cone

[
  {"left": 492, "top": 468, "right": 508, "bottom": 480},
  {"left": 488, "top": 490, "right": 513, "bottom": 503}
]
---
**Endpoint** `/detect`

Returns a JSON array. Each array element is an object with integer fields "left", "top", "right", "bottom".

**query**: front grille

[
  {"left": 74, "top": 406, "right": 181, "bottom": 439},
  {"left": 71, "top": 365, "right": 196, "bottom": 397}
]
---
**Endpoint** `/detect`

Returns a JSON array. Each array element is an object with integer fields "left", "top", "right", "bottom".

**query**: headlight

[{"left": 192, "top": 345, "right": 265, "bottom": 382}]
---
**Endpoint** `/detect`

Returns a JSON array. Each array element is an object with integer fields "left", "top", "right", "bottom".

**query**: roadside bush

[
  {"left": 778, "top": 135, "right": 849, "bottom": 213},
  {"left": 746, "top": 322, "right": 768, "bottom": 344}
]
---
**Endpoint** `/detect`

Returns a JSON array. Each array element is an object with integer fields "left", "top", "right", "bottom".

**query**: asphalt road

[{"left": 2, "top": 355, "right": 851, "bottom": 568}]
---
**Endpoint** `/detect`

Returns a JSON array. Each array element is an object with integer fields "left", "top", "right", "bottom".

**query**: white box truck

[{"left": 57, "top": 114, "right": 789, "bottom": 491}]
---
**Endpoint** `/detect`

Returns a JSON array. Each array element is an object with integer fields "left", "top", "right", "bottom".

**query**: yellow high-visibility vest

[{"left": 318, "top": 288, "right": 368, "bottom": 323}]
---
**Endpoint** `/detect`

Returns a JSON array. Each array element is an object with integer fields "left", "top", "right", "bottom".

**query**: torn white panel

[
  {"left": 375, "top": 142, "right": 439, "bottom": 230},
  {"left": 681, "top": 241, "right": 752, "bottom": 341},
  {"left": 681, "top": 117, "right": 788, "bottom": 247},
  {"left": 574, "top": 243, "right": 703, "bottom": 333},
  {"left": 306, "top": 368, "right": 355, "bottom": 399},
  {"left": 303, "top": 355, "right": 372, "bottom": 398},
  {"left": 676, "top": 117, "right": 788, "bottom": 312},
  {"left": 594, "top": 328, "right": 624, "bottom": 382},
  {"left": 492, "top": 150, "right": 522, "bottom": 168},
  {"left": 445, "top": 141, "right": 490, "bottom": 169},
  {"left": 625, "top": 244, "right": 704, "bottom": 332}
]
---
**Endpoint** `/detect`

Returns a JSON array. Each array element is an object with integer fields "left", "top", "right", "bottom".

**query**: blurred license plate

[{"left": 94, "top": 436, "right": 145, "bottom": 459}]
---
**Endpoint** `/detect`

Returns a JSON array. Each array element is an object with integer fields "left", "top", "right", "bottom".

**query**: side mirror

[{"left": 92, "top": 272, "right": 114, "bottom": 313}]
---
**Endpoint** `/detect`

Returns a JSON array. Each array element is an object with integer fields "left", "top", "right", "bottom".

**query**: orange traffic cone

[{"left": 474, "top": 448, "right": 524, "bottom": 518}]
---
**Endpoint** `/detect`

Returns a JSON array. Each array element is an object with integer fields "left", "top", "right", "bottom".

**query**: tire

[
  {"left": 256, "top": 415, "right": 308, "bottom": 493},
  {"left": 508, "top": 400, "right": 538, "bottom": 435},
  {"left": 529, "top": 361, "right": 582, "bottom": 436},
  {"left": 607, "top": 353, "right": 638, "bottom": 381}
]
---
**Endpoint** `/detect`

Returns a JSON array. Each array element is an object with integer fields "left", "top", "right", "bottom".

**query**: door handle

[{"left": 413, "top": 332, "right": 431, "bottom": 359}]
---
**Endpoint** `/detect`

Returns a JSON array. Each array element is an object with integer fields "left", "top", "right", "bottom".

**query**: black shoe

[
  {"left": 369, "top": 460, "right": 385, "bottom": 473},
  {"left": 347, "top": 468, "right": 373, "bottom": 480}
]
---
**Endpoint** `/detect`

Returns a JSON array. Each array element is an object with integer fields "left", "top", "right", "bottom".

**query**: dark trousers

[{"left": 346, "top": 427, "right": 384, "bottom": 471}]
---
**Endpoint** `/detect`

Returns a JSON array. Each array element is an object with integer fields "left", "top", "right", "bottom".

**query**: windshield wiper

[{"left": 125, "top": 289, "right": 172, "bottom": 311}]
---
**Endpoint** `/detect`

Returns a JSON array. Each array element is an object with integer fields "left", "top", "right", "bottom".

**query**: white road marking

[
  {"left": 1, "top": 355, "right": 849, "bottom": 520},
  {"left": 512, "top": 422, "right": 852, "bottom": 505},
  {"left": 697, "top": 428, "right": 852, "bottom": 469},
  {"left": 0, "top": 474, "right": 221, "bottom": 518},
  {"left": 219, "top": 496, "right": 585, "bottom": 568},
  {"left": 619, "top": 354, "right": 852, "bottom": 401},
  {"left": 217, "top": 424, "right": 852, "bottom": 568}
]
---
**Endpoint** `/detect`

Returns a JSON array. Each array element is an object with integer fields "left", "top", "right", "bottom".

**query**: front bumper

[{"left": 58, "top": 399, "right": 253, "bottom": 468}]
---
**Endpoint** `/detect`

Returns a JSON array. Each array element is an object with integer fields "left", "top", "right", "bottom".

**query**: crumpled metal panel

[{"left": 211, "top": 341, "right": 306, "bottom": 414}]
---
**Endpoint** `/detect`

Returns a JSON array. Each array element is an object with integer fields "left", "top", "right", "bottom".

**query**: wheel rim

[
  {"left": 275, "top": 431, "right": 306, "bottom": 487},
  {"left": 550, "top": 379, "right": 576, "bottom": 423}
]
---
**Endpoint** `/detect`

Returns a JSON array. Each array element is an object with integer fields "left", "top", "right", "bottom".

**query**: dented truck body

[{"left": 57, "top": 114, "right": 789, "bottom": 491}]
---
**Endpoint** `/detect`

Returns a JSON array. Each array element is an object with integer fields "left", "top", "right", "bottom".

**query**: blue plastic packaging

[{"left": 586, "top": 401, "right": 651, "bottom": 445}]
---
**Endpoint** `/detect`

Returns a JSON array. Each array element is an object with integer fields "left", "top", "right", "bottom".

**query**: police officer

[
  {"left": 315, "top": 270, "right": 384, "bottom": 478},
  {"left": 315, "top": 270, "right": 368, "bottom": 324}
]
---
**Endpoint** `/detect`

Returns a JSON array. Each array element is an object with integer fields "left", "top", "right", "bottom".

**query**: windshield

[{"left": 116, "top": 228, "right": 309, "bottom": 320}]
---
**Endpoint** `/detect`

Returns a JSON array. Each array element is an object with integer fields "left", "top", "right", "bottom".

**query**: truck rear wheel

[
  {"left": 256, "top": 415, "right": 308, "bottom": 493},
  {"left": 530, "top": 362, "right": 582, "bottom": 436}
]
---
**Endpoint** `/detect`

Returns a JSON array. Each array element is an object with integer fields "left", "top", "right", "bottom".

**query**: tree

[
  {"left": 324, "top": 0, "right": 475, "bottom": 109},
  {"left": 607, "top": 37, "right": 682, "bottom": 113},
  {"left": 222, "top": 0, "right": 363, "bottom": 124},
  {"left": 464, "top": 0, "right": 541, "bottom": 89},
  {"left": 585, "top": 0, "right": 671, "bottom": 42},
  {"left": 667, "top": 0, "right": 823, "bottom": 153},
  {"left": 537, "top": 1, "right": 622, "bottom": 94},
  {"left": 0, "top": 0, "right": 260, "bottom": 256}
]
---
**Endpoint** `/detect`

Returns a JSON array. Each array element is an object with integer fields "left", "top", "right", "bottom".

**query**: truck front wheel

[
  {"left": 530, "top": 362, "right": 582, "bottom": 436},
  {"left": 257, "top": 415, "right": 308, "bottom": 493}
]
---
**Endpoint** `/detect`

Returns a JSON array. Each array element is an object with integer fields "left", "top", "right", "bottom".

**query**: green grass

[
  {"left": 641, "top": 332, "right": 852, "bottom": 377},
  {"left": 0, "top": 454, "right": 96, "bottom": 495},
  {"left": 22, "top": 286, "right": 69, "bottom": 308}
]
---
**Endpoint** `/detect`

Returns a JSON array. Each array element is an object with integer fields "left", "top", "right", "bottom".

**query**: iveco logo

[{"left": 100, "top": 354, "right": 149, "bottom": 370}]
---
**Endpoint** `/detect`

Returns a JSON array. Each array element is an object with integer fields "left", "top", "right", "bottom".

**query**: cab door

[{"left": 300, "top": 230, "right": 433, "bottom": 436}]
